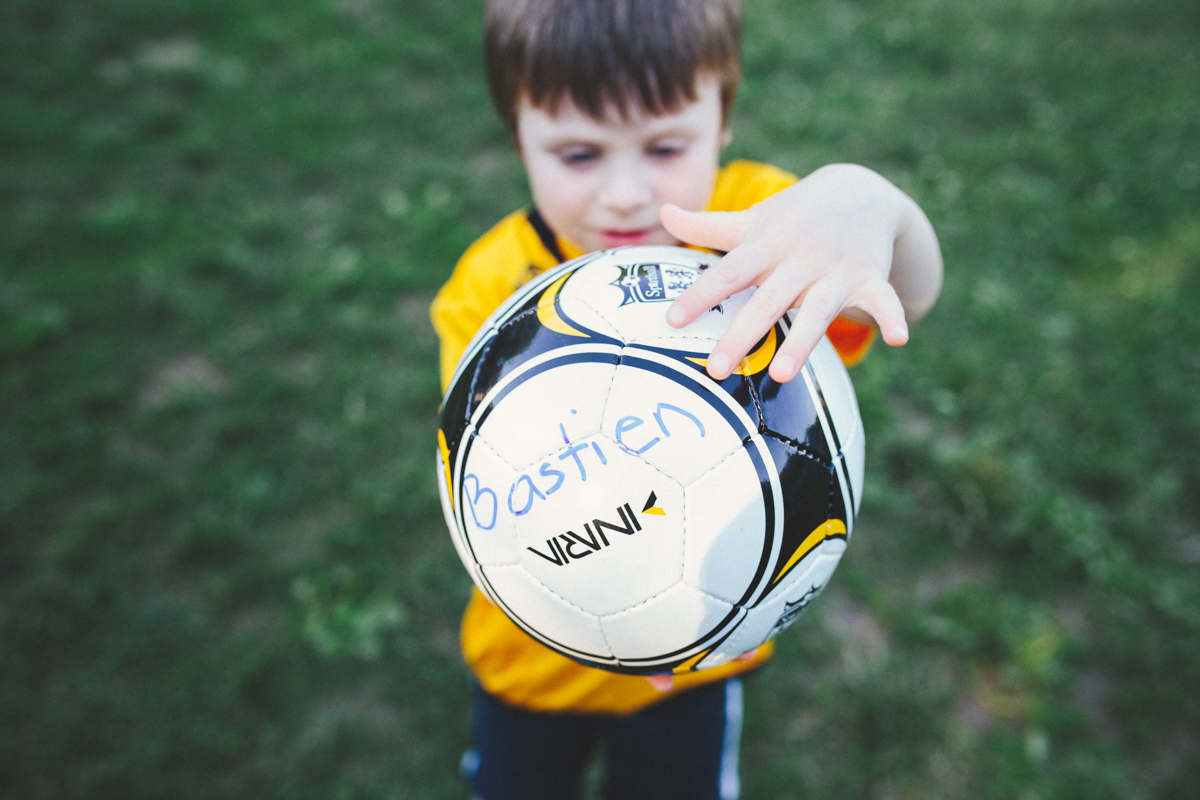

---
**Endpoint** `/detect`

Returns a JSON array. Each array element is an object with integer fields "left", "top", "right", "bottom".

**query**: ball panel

[
  {"left": 437, "top": 448, "right": 481, "bottom": 586},
  {"left": 449, "top": 254, "right": 598, "bottom": 391},
  {"left": 841, "top": 425, "right": 865, "bottom": 516},
  {"left": 440, "top": 259, "right": 591, "bottom": 440},
  {"left": 752, "top": 359, "right": 834, "bottom": 466},
  {"left": 475, "top": 358, "right": 618, "bottom": 472},
  {"left": 542, "top": 273, "right": 627, "bottom": 343},
  {"left": 600, "top": 582, "right": 733, "bottom": 662},
  {"left": 469, "top": 309, "right": 619, "bottom": 430},
  {"left": 682, "top": 448, "right": 768, "bottom": 605},
  {"left": 511, "top": 436, "right": 686, "bottom": 617},
  {"left": 439, "top": 335, "right": 494, "bottom": 465},
  {"left": 619, "top": 292, "right": 751, "bottom": 351},
  {"left": 799, "top": 336, "right": 863, "bottom": 522},
  {"left": 762, "top": 549, "right": 843, "bottom": 639},
  {"left": 758, "top": 434, "right": 845, "bottom": 591},
  {"left": 709, "top": 549, "right": 843, "bottom": 663},
  {"left": 556, "top": 247, "right": 772, "bottom": 355},
  {"left": 480, "top": 564, "right": 614, "bottom": 659},
  {"left": 455, "top": 433, "right": 520, "bottom": 567},
  {"left": 805, "top": 337, "right": 862, "bottom": 449},
  {"left": 600, "top": 360, "right": 744, "bottom": 487}
]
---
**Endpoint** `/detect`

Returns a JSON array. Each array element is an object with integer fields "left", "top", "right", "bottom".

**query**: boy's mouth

[{"left": 598, "top": 228, "right": 655, "bottom": 249}]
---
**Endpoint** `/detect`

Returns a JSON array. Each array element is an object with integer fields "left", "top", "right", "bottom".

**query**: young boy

[{"left": 431, "top": 1, "right": 943, "bottom": 798}]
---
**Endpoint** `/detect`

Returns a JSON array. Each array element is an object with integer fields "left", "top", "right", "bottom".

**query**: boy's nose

[{"left": 599, "top": 166, "right": 653, "bottom": 215}]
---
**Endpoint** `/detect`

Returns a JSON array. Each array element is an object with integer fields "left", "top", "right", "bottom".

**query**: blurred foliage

[{"left": 1, "top": 0, "right": 1198, "bottom": 797}]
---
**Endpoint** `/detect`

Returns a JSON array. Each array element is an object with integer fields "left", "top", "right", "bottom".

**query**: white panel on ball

[
  {"left": 556, "top": 247, "right": 732, "bottom": 347},
  {"left": 511, "top": 434, "right": 686, "bottom": 617},
  {"left": 718, "top": 549, "right": 845, "bottom": 662},
  {"left": 600, "top": 582, "right": 732, "bottom": 661},
  {"left": 619, "top": 286, "right": 757, "bottom": 353},
  {"left": 682, "top": 448, "right": 768, "bottom": 605},
  {"left": 600, "top": 359, "right": 744, "bottom": 486},
  {"left": 841, "top": 426, "right": 865, "bottom": 516},
  {"left": 475, "top": 355, "right": 618, "bottom": 472},
  {"left": 481, "top": 564, "right": 614, "bottom": 659},
  {"left": 806, "top": 339, "right": 863, "bottom": 473},
  {"left": 437, "top": 449, "right": 481, "bottom": 586},
  {"left": 456, "top": 434, "right": 520, "bottom": 567},
  {"left": 771, "top": 546, "right": 844, "bottom": 609}
]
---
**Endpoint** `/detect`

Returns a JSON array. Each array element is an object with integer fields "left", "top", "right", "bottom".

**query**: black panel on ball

[
  {"left": 715, "top": 371, "right": 763, "bottom": 435},
  {"left": 758, "top": 432, "right": 847, "bottom": 590},
  {"left": 751, "top": 363, "right": 835, "bottom": 465},
  {"left": 439, "top": 344, "right": 488, "bottom": 463}
]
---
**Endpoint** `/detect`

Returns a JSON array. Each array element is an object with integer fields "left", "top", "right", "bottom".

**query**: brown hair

[{"left": 484, "top": 0, "right": 742, "bottom": 137}]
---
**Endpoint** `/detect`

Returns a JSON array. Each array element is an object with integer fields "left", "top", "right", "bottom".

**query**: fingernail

[
  {"left": 666, "top": 306, "right": 685, "bottom": 327},
  {"left": 774, "top": 356, "right": 795, "bottom": 379},
  {"left": 708, "top": 354, "right": 730, "bottom": 377}
]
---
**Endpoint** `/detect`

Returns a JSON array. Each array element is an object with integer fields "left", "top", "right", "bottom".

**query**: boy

[{"left": 431, "top": 1, "right": 943, "bottom": 798}]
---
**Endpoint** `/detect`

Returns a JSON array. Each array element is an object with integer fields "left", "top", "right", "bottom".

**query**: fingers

[
  {"left": 647, "top": 674, "right": 674, "bottom": 692},
  {"left": 660, "top": 204, "right": 747, "bottom": 252},
  {"left": 769, "top": 278, "right": 908, "bottom": 382},
  {"left": 704, "top": 259, "right": 816, "bottom": 380},
  {"left": 768, "top": 275, "right": 850, "bottom": 382},
  {"left": 854, "top": 279, "right": 909, "bottom": 346},
  {"left": 647, "top": 649, "right": 757, "bottom": 693},
  {"left": 667, "top": 240, "right": 770, "bottom": 329}
]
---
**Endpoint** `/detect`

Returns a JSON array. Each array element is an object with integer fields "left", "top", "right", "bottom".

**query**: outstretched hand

[{"left": 662, "top": 164, "right": 940, "bottom": 383}]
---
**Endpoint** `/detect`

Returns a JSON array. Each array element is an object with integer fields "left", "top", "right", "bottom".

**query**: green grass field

[{"left": 2, "top": 0, "right": 1198, "bottom": 797}]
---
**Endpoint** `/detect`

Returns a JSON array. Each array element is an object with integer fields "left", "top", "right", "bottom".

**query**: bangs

[{"left": 485, "top": 0, "right": 741, "bottom": 134}]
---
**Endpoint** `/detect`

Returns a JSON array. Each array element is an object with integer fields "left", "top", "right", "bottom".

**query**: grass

[{"left": 1, "top": 0, "right": 1198, "bottom": 797}]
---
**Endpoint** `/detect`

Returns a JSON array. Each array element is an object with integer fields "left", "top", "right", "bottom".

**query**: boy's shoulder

[
  {"left": 457, "top": 208, "right": 565, "bottom": 282},
  {"left": 709, "top": 159, "right": 799, "bottom": 213}
]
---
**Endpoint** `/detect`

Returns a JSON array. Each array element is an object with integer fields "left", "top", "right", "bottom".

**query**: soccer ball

[{"left": 436, "top": 246, "right": 864, "bottom": 675}]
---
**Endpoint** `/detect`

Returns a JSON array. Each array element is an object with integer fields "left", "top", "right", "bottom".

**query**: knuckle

[
  {"left": 806, "top": 280, "right": 844, "bottom": 312},
  {"left": 750, "top": 284, "right": 792, "bottom": 318},
  {"left": 714, "top": 259, "right": 746, "bottom": 286}
]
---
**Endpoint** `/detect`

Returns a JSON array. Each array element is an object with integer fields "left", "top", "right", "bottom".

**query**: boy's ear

[{"left": 720, "top": 126, "right": 733, "bottom": 148}]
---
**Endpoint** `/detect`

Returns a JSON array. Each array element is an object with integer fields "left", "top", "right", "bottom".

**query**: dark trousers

[{"left": 464, "top": 678, "right": 743, "bottom": 800}]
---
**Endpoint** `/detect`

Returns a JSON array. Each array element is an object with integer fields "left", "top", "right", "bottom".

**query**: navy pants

[{"left": 464, "top": 678, "right": 744, "bottom": 800}]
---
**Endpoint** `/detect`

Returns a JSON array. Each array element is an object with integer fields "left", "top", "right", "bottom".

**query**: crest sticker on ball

[{"left": 611, "top": 261, "right": 698, "bottom": 305}]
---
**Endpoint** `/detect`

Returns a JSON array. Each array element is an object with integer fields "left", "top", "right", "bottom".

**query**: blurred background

[{"left": 2, "top": 0, "right": 1198, "bottom": 797}]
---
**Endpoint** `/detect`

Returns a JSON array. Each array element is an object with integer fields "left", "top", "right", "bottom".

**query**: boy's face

[{"left": 516, "top": 76, "right": 728, "bottom": 254}]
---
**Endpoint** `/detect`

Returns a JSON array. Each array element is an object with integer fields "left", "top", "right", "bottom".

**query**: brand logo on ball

[
  {"left": 527, "top": 492, "right": 666, "bottom": 566},
  {"left": 611, "top": 263, "right": 699, "bottom": 305}
]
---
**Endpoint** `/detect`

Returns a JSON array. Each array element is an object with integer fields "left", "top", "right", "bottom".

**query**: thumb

[{"left": 661, "top": 204, "right": 747, "bottom": 252}]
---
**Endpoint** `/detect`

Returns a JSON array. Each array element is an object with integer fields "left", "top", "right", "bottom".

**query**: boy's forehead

[{"left": 517, "top": 75, "right": 724, "bottom": 139}]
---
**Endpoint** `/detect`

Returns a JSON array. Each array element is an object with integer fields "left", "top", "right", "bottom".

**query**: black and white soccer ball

[{"left": 436, "top": 246, "right": 864, "bottom": 675}]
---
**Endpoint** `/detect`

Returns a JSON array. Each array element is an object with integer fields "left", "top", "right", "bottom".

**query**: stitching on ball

[
  {"left": 759, "top": 430, "right": 828, "bottom": 464},
  {"left": 743, "top": 375, "right": 767, "bottom": 431}
]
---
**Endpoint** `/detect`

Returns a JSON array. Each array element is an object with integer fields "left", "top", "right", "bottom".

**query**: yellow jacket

[{"left": 431, "top": 160, "right": 874, "bottom": 714}]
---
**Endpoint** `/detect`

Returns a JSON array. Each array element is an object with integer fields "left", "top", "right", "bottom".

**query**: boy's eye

[
  {"left": 647, "top": 141, "right": 687, "bottom": 159},
  {"left": 558, "top": 146, "right": 599, "bottom": 166}
]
